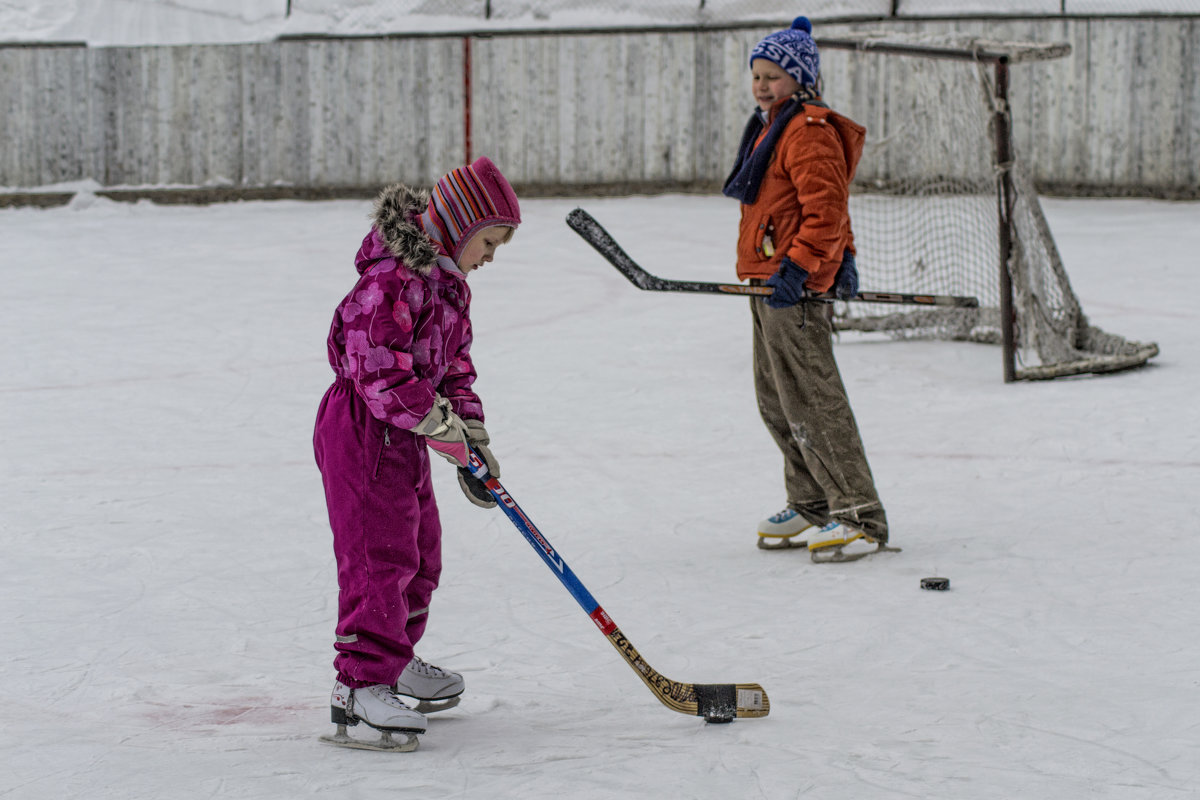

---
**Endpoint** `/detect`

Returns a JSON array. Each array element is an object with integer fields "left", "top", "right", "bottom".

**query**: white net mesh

[{"left": 832, "top": 38, "right": 1158, "bottom": 379}]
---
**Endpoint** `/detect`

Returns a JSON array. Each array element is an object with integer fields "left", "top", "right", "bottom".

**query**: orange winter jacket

[{"left": 734, "top": 100, "right": 865, "bottom": 292}]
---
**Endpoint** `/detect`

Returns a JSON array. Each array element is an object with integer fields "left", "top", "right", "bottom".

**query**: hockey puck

[{"left": 920, "top": 577, "right": 950, "bottom": 591}]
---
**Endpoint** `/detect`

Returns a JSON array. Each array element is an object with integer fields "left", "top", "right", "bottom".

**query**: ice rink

[{"left": 1, "top": 191, "right": 1197, "bottom": 798}]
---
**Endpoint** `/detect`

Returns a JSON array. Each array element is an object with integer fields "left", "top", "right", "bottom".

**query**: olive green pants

[{"left": 751, "top": 298, "right": 889, "bottom": 543}]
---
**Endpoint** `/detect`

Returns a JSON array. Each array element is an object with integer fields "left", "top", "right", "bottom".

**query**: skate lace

[
  {"left": 769, "top": 508, "right": 796, "bottom": 524},
  {"left": 358, "top": 684, "right": 413, "bottom": 711},
  {"left": 817, "top": 521, "right": 869, "bottom": 542},
  {"left": 408, "top": 656, "right": 447, "bottom": 678}
]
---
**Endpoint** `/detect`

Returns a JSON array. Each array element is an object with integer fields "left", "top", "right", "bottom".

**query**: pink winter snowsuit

[{"left": 314, "top": 185, "right": 483, "bottom": 688}]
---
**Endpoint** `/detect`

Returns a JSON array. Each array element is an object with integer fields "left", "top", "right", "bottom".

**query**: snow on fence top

[
  {"left": 2, "top": 0, "right": 1199, "bottom": 47},
  {"left": 816, "top": 32, "right": 1073, "bottom": 62}
]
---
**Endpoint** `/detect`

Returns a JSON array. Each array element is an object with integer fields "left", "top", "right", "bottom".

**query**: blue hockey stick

[{"left": 464, "top": 448, "right": 769, "bottom": 722}]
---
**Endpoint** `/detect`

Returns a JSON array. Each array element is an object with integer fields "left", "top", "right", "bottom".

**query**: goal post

[{"left": 814, "top": 32, "right": 1158, "bottom": 382}]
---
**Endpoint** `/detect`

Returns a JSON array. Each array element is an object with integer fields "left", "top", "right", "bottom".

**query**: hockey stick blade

[
  {"left": 567, "top": 207, "right": 979, "bottom": 308},
  {"left": 465, "top": 448, "right": 770, "bottom": 721}
]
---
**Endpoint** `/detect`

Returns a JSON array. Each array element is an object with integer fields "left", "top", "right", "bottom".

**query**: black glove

[
  {"left": 833, "top": 249, "right": 859, "bottom": 300},
  {"left": 457, "top": 419, "right": 499, "bottom": 508}
]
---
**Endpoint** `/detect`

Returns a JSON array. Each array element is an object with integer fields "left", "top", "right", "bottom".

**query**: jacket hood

[
  {"left": 818, "top": 106, "right": 866, "bottom": 183},
  {"left": 359, "top": 184, "right": 440, "bottom": 276},
  {"left": 766, "top": 98, "right": 865, "bottom": 183}
]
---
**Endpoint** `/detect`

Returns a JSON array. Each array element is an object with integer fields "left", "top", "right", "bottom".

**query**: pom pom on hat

[
  {"left": 422, "top": 156, "right": 521, "bottom": 264},
  {"left": 749, "top": 15, "right": 819, "bottom": 87}
]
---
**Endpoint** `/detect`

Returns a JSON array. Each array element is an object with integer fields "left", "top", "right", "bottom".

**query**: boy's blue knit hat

[{"left": 749, "top": 16, "right": 819, "bottom": 87}]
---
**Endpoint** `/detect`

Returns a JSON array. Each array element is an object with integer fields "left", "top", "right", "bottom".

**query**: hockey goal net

[{"left": 817, "top": 33, "right": 1158, "bottom": 381}]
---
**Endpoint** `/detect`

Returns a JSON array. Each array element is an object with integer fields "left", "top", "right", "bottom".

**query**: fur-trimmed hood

[{"left": 358, "top": 184, "right": 440, "bottom": 276}]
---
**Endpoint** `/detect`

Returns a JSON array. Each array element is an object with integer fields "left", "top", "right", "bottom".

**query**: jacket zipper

[{"left": 373, "top": 425, "right": 390, "bottom": 479}]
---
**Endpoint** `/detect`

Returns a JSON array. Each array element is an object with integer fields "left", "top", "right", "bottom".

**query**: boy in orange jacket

[{"left": 724, "top": 17, "right": 893, "bottom": 563}]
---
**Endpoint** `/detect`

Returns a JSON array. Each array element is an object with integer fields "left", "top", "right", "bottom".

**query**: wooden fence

[{"left": 1, "top": 16, "right": 1197, "bottom": 204}]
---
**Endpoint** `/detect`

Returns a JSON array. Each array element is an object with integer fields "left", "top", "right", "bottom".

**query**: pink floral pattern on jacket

[{"left": 324, "top": 186, "right": 483, "bottom": 429}]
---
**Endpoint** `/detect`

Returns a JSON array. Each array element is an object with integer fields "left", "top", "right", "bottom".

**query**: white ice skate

[
  {"left": 806, "top": 521, "right": 900, "bottom": 563},
  {"left": 320, "top": 680, "right": 426, "bottom": 752},
  {"left": 757, "top": 507, "right": 815, "bottom": 550},
  {"left": 393, "top": 656, "right": 465, "bottom": 714}
]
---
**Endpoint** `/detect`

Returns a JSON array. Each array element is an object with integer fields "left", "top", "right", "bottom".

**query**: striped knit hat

[
  {"left": 749, "top": 16, "right": 819, "bottom": 87},
  {"left": 420, "top": 157, "right": 521, "bottom": 266}
]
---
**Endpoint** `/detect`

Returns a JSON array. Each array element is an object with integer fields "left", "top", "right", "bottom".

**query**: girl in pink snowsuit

[{"left": 314, "top": 157, "right": 519, "bottom": 741}]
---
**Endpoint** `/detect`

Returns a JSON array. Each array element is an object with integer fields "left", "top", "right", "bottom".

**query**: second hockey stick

[
  {"left": 464, "top": 448, "right": 770, "bottom": 722},
  {"left": 567, "top": 207, "right": 980, "bottom": 308}
]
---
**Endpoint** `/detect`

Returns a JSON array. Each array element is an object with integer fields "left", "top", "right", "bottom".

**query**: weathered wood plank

[{"left": 1, "top": 18, "right": 1197, "bottom": 197}]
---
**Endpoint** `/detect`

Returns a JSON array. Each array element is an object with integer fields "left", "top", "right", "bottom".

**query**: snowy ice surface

[
  {"left": 4, "top": 0, "right": 1198, "bottom": 45},
  {"left": 1, "top": 191, "right": 1198, "bottom": 798}
]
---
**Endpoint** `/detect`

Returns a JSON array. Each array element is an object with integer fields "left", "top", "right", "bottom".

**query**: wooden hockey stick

[
  {"left": 567, "top": 207, "right": 980, "bottom": 308},
  {"left": 464, "top": 448, "right": 770, "bottom": 722}
]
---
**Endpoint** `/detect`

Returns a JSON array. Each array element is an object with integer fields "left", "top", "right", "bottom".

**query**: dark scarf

[{"left": 722, "top": 87, "right": 822, "bottom": 205}]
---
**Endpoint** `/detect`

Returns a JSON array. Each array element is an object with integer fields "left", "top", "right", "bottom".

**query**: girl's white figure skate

[
  {"left": 393, "top": 656, "right": 465, "bottom": 714},
  {"left": 320, "top": 680, "right": 425, "bottom": 752}
]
